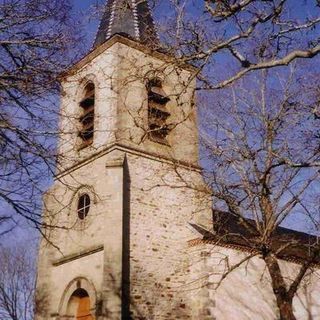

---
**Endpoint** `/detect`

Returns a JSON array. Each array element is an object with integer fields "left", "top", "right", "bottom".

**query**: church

[{"left": 35, "top": 1, "right": 320, "bottom": 319}]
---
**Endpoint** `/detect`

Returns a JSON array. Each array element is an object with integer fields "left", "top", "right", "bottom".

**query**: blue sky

[
  {"left": 1, "top": 1, "right": 103, "bottom": 247},
  {"left": 72, "top": 0, "right": 102, "bottom": 47}
]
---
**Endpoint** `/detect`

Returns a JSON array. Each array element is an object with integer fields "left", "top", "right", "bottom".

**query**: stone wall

[
  {"left": 125, "top": 152, "right": 211, "bottom": 319},
  {"left": 36, "top": 149, "right": 125, "bottom": 319},
  {"left": 188, "top": 243, "right": 320, "bottom": 320},
  {"left": 57, "top": 37, "right": 199, "bottom": 173},
  {"left": 36, "top": 147, "right": 212, "bottom": 320}
]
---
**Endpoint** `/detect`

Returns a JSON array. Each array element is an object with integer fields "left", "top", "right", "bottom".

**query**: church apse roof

[
  {"left": 94, "top": 0, "right": 159, "bottom": 48},
  {"left": 189, "top": 210, "right": 320, "bottom": 265}
]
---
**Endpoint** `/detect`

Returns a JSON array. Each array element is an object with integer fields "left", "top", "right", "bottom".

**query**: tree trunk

[
  {"left": 278, "top": 299, "right": 296, "bottom": 320},
  {"left": 264, "top": 254, "right": 296, "bottom": 320}
]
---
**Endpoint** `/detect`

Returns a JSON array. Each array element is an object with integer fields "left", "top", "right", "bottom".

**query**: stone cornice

[
  {"left": 55, "top": 143, "right": 202, "bottom": 179},
  {"left": 52, "top": 245, "right": 104, "bottom": 266},
  {"left": 59, "top": 34, "right": 197, "bottom": 79}
]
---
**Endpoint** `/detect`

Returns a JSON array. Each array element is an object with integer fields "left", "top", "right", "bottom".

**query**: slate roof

[
  {"left": 94, "top": 0, "right": 159, "bottom": 48},
  {"left": 189, "top": 210, "right": 320, "bottom": 265}
]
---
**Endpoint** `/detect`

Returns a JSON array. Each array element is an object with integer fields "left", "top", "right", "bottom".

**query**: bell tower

[{"left": 36, "top": 1, "right": 210, "bottom": 319}]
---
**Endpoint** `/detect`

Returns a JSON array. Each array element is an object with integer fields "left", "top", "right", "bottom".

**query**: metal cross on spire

[{"left": 94, "top": 0, "right": 159, "bottom": 48}]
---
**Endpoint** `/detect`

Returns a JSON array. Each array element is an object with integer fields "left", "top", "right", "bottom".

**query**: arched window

[
  {"left": 147, "top": 78, "right": 170, "bottom": 144},
  {"left": 79, "top": 82, "right": 95, "bottom": 146},
  {"left": 67, "top": 288, "right": 94, "bottom": 320},
  {"left": 77, "top": 193, "right": 91, "bottom": 220}
]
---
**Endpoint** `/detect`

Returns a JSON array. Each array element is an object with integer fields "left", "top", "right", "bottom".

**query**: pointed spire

[{"left": 94, "top": 0, "right": 159, "bottom": 48}]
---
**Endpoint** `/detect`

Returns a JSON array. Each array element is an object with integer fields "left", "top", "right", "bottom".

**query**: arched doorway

[
  {"left": 58, "top": 277, "right": 97, "bottom": 320},
  {"left": 67, "top": 288, "right": 94, "bottom": 320}
]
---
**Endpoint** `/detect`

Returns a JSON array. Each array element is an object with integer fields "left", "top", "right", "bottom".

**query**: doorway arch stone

[{"left": 58, "top": 277, "right": 96, "bottom": 319}]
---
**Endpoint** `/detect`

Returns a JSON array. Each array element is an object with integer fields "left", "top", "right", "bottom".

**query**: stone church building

[{"left": 35, "top": 1, "right": 320, "bottom": 319}]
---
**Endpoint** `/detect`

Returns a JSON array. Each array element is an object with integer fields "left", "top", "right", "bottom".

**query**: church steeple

[
  {"left": 36, "top": 2, "right": 201, "bottom": 319},
  {"left": 94, "top": 0, "right": 158, "bottom": 48}
]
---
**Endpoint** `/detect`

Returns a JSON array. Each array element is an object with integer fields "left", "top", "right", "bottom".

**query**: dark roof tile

[{"left": 190, "top": 210, "right": 320, "bottom": 265}]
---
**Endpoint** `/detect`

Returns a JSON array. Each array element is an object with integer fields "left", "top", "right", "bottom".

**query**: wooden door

[{"left": 76, "top": 296, "right": 94, "bottom": 320}]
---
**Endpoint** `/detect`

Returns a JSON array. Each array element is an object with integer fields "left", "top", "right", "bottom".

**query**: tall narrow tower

[{"left": 36, "top": 1, "right": 210, "bottom": 319}]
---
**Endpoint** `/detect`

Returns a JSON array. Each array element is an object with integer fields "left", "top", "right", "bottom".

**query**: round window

[{"left": 77, "top": 194, "right": 91, "bottom": 220}]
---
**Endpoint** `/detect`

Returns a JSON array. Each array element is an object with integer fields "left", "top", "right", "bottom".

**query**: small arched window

[
  {"left": 79, "top": 82, "right": 95, "bottom": 146},
  {"left": 77, "top": 194, "right": 91, "bottom": 220},
  {"left": 147, "top": 78, "right": 171, "bottom": 144}
]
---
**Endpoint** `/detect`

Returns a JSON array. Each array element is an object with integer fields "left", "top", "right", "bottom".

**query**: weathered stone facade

[
  {"left": 188, "top": 243, "right": 320, "bottom": 320},
  {"left": 36, "top": 35, "right": 212, "bottom": 319},
  {"left": 36, "top": 18, "right": 320, "bottom": 320}
]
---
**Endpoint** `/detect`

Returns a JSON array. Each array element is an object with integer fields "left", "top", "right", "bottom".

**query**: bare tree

[
  {"left": 0, "top": 0, "right": 83, "bottom": 235},
  {"left": 197, "top": 65, "right": 320, "bottom": 319},
  {"left": 1, "top": 0, "right": 318, "bottom": 237},
  {"left": 0, "top": 244, "right": 37, "bottom": 320},
  {"left": 158, "top": 0, "right": 320, "bottom": 89},
  {"left": 21, "top": 1, "right": 320, "bottom": 319},
  {"left": 149, "top": 4, "right": 320, "bottom": 317}
]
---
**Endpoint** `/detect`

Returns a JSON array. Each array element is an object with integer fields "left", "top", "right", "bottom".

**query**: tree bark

[
  {"left": 264, "top": 254, "right": 296, "bottom": 320},
  {"left": 278, "top": 300, "right": 296, "bottom": 320}
]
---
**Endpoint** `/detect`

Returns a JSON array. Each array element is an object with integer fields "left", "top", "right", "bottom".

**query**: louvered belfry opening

[
  {"left": 79, "top": 83, "right": 95, "bottom": 147},
  {"left": 147, "top": 78, "right": 171, "bottom": 144}
]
